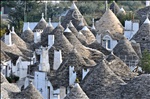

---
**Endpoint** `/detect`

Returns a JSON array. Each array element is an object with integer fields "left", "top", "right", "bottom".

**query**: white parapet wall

[
  {"left": 48, "top": 35, "right": 54, "bottom": 49},
  {"left": 69, "top": 66, "right": 76, "bottom": 86},
  {"left": 53, "top": 50, "right": 62, "bottom": 70}
]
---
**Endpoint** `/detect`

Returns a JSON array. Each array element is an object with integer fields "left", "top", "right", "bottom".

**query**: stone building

[
  {"left": 113, "top": 37, "right": 140, "bottom": 71},
  {"left": 21, "top": 22, "right": 34, "bottom": 44},
  {"left": 131, "top": 16, "right": 150, "bottom": 53},
  {"left": 95, "top": 9, "right": 124, "bottom": 50},
  {"left": 81, "top": 60, "right": 125, "bottom": 99}
]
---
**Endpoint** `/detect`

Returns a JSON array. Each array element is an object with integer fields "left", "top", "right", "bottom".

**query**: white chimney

[
  {"left": 11, "top": 26, "right": 15, "bottom": 34},
  {"left": 69, "top": 66, "right": 76, "bottom": 86},
  {"left": 146, "top": 1, "right": 150, "bottom": 6},
  {"left": 53, "top": 50, "right": 62, "bottom": 70},
  {"left": 34, "top": 30, "right": 42, "bottom": 43},
  {"left": 91, "top": 18, "right": 96, "bottom": 30},
  {"left": 48, "top": 18, "right": 53, "bottom": 27},
  {"left": 48, "top": 35, "right": 54, "bottom": 49},
  {"left": 58, "top": 16, "right": 61, "bottom": 25},
  {"left": 5, "top": 25, "right": 12, "bottom": 46},
  {"left": 39, "top": 46, "right": 50, "bottom": 72}
]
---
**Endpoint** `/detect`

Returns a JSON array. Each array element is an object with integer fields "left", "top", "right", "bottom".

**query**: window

[
  {"left": 108, "top": 40, "right": 111, "bottom": 49},
  {"left": 142, "top": 37, "right": 146, "bottom": 41},
  {"left": 102, "top": 36, "right": 111, "bottom": 49}
]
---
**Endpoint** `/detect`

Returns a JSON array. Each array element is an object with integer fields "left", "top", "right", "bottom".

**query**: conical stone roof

[
  {"left": 1, "top": 73, "right": 20, "bottom": 98},
  {"left": 81, "top": 26, "right": 96, "bottom": 44},
  {"left": 120, "top": 74, "right": 150, "bottom": 99},
  {"left": 64, "top": 83, "right": 89, "bottom": 99},
  {"left": 106, "top": 53, "right": 137, "bottom": 80},
  {"left": 48, "top": 24, "right": 74, "bottom": 67},
  {"left": 1, "top": 50, "right": 11, "bottom": 62},
  {"left": 95, "top": 9, "right": 124, "bottom": 40},
  {"left": 63, "top": 27, "right": 98, "bottom": 65},
  {"left": 12, "top": 83, "right": 43, "bottom": 99},
  {"left": 113, "top": 37, "right": 139, "bottom": 62},
  {"left": 136, "top": 6, "right": 150, "bottom": 26},
  {"left": 117, "top": 7, "right": 126, "bottom": 15},
  {"left": 41, "top": 25, "right": 54, "bottom": 47},
  {"left": 1, "top": 87, "right": 11, "bottom": 99},
  {"left": 131, "top": 17, "right": 150, "bottom": 52},
  {"left": 11, "top": 32, "right": 31, "bottom": 50},
  {"left": 0, "top": 73, "right": 9, "bottom": 83},
  {"left": 131, "top": 42, "right": 142, "bottom": 58},
  {"left": 1, "top": 40, "right": 27, "bottom": 64},
  {"left": 110, "top": 1, "right": 120, "bottom": 14},
  {"left": 33, "top": 13, "right": 47, "bottom": 32},
  {"left": 61, "top": 2, "right": 88, "bottom": 29},
  {"left": 68, "top": 21, "right": 87, "bottom": 45},
  {"left": 1, "top": 40, "right": 23, "bottom": 56},
  {"left": 21, "top": 29, "right": 34, "bottom": 44},
  {"left": 1, "top": 82, "right": 20, "bottom": 93},
  {"left": 50, "top": 48, "right": 91, "bottom": 89},
  {"left": 87, "top": 41, "right": 110, "bottom": 55},
  {"left": 81, "top": 60, "right": 125, "bottom": 99}
]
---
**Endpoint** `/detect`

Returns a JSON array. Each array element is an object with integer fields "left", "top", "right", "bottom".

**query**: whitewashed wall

[
  {"left": 53, "top": 50, "right": 62, "bottom": 70},
  {"left": 34, "top": 71, "right": 54, "bottom": 99},
  {"left": 102, "top": 35, "right": 117, "bottom": 50},
  {"left": 48, "top": 35, "right": 54, "bottom": 49},
  {"left": 11, "top": 57, "right": 30, "bottom": 80},
  {"left": 69, "top": 66, "right": 76, "bottom": 86}
]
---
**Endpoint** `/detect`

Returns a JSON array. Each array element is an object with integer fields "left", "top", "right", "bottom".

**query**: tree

[{"left": 140, "top": 50, "right": 150, "bottom": 73}]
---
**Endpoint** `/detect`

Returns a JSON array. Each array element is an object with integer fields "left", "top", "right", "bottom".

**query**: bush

[
  {"left": 13, "top": 75, "right": 19, "bottom": 81},
  {"left": 6, "top": 74, "right": 20, "bottom": 83},
  {"left": 6, "top": 77, "right": 12, "bottom": 83}
]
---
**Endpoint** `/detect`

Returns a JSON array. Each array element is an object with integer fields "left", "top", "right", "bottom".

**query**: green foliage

[
  {"left": 75, "top": 78, "right": 80, "bottom": 83},
  {"left": 6, "top": 75, "right": 19, "bottom": 83},
  {"left": 0, "top": 20, "right": 8, "bottom": 38},
  {"left": 1, "top": 1, "right": 146, "bottom": 32},
  {"left": 140, "top": 50, "right": 150, "bottom": 73},
  {"left": 117, "top": 11, "right": 134, "bottom": 26},
  {"left": 6, "top": 77, "right": 12, "bottom": 83},
  {"left": 117, "top": 1, "right": 145, "bottom": 12}
]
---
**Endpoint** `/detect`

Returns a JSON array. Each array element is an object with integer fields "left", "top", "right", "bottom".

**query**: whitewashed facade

[
  {"left": 12, "top": 57, "right": 30, "bottom": 80},
  {"left": 53, "top": 50, "right": 62, "bottom": 70}
]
